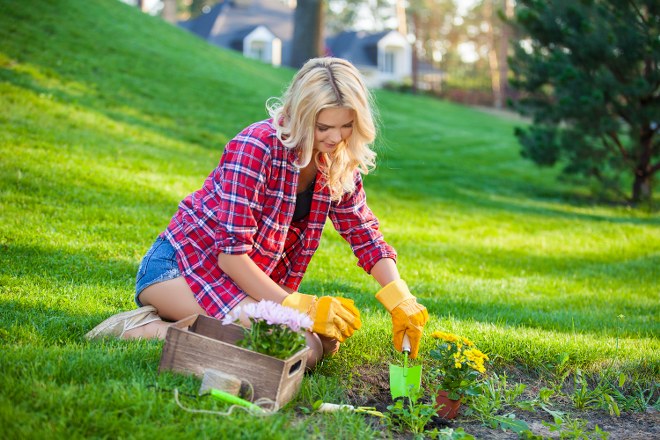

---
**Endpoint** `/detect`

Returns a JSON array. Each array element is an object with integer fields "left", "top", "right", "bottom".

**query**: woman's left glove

[
  {"left": 282, "top": 293, "right": 361, "bottom": 342},
  {"left": 376, "top": 279, "right": 428, "bottom": 358}
]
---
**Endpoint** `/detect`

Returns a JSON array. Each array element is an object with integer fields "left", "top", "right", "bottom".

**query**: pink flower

[
  {"left": 221, "top": 309, "right": 240, "bottom": 326},
  {"left": 221, "top": 300, "right": 312, "bottom": 332}
]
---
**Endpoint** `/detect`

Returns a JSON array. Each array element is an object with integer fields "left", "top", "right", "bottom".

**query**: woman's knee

[
  {"left": 137, "top": 276, "right": 205, "bottom": 321},
  {"left": 305, "top": 332, "right": 324, "bottom": 369}
]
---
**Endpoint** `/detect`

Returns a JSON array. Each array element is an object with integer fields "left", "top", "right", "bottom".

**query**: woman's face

[{"left": 313, "top": 107, "right": 354, "bottom": 154}]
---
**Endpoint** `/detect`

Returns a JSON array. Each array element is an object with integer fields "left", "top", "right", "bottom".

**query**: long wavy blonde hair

[{"left": 267, "top": 57, "right": 378, "bottom": 201}]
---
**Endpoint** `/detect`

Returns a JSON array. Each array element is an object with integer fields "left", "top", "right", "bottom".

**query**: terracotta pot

[{"left": 435, "top": 390, "right": 462, "bottom": 419}]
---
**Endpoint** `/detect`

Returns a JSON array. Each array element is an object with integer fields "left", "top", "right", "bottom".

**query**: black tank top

[{"left": 292, "top": 178, "right": 315, "bottom": 222}]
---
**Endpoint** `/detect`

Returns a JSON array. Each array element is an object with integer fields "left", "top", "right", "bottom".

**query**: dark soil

[{"left": 345, "top": 364, "right": 659, "bottom": 439}]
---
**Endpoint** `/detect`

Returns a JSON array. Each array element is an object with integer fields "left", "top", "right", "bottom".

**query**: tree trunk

[
  {"left": 411, "top": 11, "right": 419, "bottom": 94},
  {"left": 497, "top": 0, "right": 514, "bottom": 107},
  {"left": 291, "top": 0, "right": 324, "bottom": 68},
  {"left": 632, "top": 171, "right": 653, "bottom": 204},
  {"left": 484, "top": 0, "right": 502, "bottom": 108},
  {"left": 161, "top": 0, "right": 177, "bottom": 24},
  {"left": 631, "top": 127, "right": 656, "bottom": 203},
  {"left": 396, "top": 0, "right": 407, "bottom": 35}
]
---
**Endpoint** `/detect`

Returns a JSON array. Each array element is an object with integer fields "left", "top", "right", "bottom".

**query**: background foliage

[{"left": 511, "top": 0, "right": 659, "bottom": 204}]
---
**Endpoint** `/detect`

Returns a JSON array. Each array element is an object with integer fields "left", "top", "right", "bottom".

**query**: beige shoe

[{"left": 85, "top": 306, "right": 161, "bottom": 339}]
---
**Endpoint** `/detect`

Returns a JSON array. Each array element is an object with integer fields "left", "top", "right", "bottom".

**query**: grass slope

[{"left": 1, "top": 0, "right": 658, "bottom": 438}]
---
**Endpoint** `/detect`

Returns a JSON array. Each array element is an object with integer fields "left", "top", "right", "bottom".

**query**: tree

[
  {"left": 326, "top": 0, "right": 397, "bottom": 34},
  {"left": 406, "top": 0, "right": 459, "bottom": 93},
  {"left": 458, "top": 0, "right": 516, "bottom": 106},
  {"left": 510, "top": 0, "right": 659, "bottom": 204},
  {"left": 189, "top": 0, "right": 220, "bottom": 18},
  {"left": 481, "top": 0, "right": 514, "bottom": 108},
  {"left": 161, "top": 0, "right": 177, "bottom": 23},
  {"left": 291, "top": 0, "right": 324, "bottom": 68}
]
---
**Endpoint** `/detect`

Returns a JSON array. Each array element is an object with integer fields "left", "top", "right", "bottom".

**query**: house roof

[
  {"left": 179, "top": 3, "right": 410, "bottom": 73},
  {"left": 228, "top": 25, "right": 275, "bottom": 51},
  {"left": 177, "top": 2, "right": 229, "bottom": 39},
  {"left": 326, "top": 31, "right": 391, "bottom": 67},
  {"left": 180, "top": 0, "right": 294, "bottom": 62}
]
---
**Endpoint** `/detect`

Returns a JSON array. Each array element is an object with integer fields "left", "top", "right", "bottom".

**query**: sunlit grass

[{"left": 1, "top": 0, "right": 658, "bottom": 438}]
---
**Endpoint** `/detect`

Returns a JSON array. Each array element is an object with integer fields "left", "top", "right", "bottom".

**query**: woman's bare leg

[
  {"left": 319, "top": 335, "right": 340, "bottom": 356},
  {"left": 138, "top": 276, "right": 205, "bottom": 320},
  {"left": 123, "top": 276, "right": 205, "bottom": 340},
  {"left": 305, "top": 332, "right": 324, "bottom": 369}
]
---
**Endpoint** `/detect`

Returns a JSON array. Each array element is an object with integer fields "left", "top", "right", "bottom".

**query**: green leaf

[
  {"left": 491, "top": 414, "right": 530, "bottom": 433},
  {"left": 618, "top": 373, "right": 626, "bottom": 388}
]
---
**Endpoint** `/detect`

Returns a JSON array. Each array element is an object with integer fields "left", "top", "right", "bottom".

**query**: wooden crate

[{"left": 159, "top": 314, "right": 309, "bottom": 408}]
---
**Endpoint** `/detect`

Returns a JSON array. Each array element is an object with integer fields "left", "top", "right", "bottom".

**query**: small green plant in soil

[
  {"left": 543, "top": 416, "right": 610, "bottom": 440},
  {"left": 385, "top": 387, "right": 439, "bottom": 437}
]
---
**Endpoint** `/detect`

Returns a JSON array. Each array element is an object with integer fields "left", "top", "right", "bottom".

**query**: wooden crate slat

[{"left": 159, "top": 314, "right": 309, "bottom": 407}]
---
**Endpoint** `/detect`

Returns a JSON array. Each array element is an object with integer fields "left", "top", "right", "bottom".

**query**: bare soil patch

[{"left": 345, "top": 364, "right": 659, "bottom": 439}]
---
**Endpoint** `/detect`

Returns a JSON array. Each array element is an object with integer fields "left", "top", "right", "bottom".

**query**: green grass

[{"left": 1, "top": 0, "right": 658, "bottom": 438}]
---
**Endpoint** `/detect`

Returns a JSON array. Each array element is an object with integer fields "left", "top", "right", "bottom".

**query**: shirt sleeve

[
  {"left": 329, "top": 170, "right": 397, "bottom": 273},
  {"left": 212, "top": 125, "right": 271, "bottom": 255}
]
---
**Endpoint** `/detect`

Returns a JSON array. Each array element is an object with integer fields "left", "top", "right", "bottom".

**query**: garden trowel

[{"left": 389, "top": 333, "right": 422, "bottom": 399}]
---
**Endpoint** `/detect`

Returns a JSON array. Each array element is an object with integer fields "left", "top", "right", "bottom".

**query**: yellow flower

[
  {"left": 432, "top": 331, "right": 460, "bottom": 343},
  {"left": 465, "top": 348, "right": 488, "bottom": 362},
  {"left": 462, "top": 337, "right": 475, "bottom": 347},
  {"left": 464, "top": 348, "right": 488, "bottom": 373}
]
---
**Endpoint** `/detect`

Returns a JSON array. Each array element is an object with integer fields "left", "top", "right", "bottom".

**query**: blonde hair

[{"left": 267, "top": 57, "right": 378, "bottom": 201}]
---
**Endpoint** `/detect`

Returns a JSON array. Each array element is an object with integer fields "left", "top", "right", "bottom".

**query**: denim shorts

[{"left": 135, "top": 237, "right": 182, "bottom": 306}]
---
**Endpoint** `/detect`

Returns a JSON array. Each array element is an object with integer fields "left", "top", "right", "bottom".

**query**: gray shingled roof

[
  {"left": 179, "top": 0, "right": 294, "bottom": 64},
  {"left": 177, "top": 2, "right": 229, "bottom": 39},
  {"left": 178, "top": 1, "right": 406, "bottom": 71},
  {"left": 326, "top": 31, "right": 390, "bottom": 67}
]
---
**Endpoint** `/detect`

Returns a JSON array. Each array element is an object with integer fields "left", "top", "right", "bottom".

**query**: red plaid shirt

[{"left": 162, "top": 119, "right": 397, "bottom": 318}]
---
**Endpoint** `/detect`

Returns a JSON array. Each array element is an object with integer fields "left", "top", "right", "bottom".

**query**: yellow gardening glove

[
  {"left": 282, "top": 293, "right": 361, "bottom": 342},
  {"left": 376, "top": 279, "right": 428, "bottom": 358}
]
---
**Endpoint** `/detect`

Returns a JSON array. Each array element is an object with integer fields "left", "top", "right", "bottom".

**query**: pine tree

[{"left": 510, "top": 0, "right": 659, "bottom": 204}]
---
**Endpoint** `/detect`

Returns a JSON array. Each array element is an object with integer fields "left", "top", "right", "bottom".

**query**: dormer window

[
  {"left": 249, "top": 40, "right": 266, "bottom": 61},
  {"left": 382, "top": 50, "right": 395, "bottom": 74}
]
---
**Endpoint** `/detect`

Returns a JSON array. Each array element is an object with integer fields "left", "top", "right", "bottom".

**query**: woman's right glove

[
  {"left": 282, "top": 293, "right": 361, "bottom": 342},
  {"left": 376, "top": 279, "right": 428, "bottom": 358}
]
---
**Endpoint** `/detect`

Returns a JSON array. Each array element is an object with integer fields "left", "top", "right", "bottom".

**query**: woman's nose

[{"left": 329, "top": 129, "right": 342, "bottom": 143}]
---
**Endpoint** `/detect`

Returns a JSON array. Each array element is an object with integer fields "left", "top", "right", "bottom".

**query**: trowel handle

[
  {"left": 402, "top": 333, "right": 411, "bottom": 354},
  {"left": 210, "top": 388, "right": 263, "bottom": 413}
]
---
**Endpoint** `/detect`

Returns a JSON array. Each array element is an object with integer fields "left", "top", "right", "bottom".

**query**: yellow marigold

[
  {"left": 464, "top": 348, "right": 488, "bottom": 373},
  {"left": 431, "top": 331, "right": 460, "bottom": 343},
  {"left": 462, "top": 337, "right": 475, "bottom": 347},
  {"left": 464, "top": 348, "right": 488, "bottom": 362}
]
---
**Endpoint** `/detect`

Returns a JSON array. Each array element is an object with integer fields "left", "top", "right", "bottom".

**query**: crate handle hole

[{"left": 288, "top": 359, "right": 302, "bottom": 376}]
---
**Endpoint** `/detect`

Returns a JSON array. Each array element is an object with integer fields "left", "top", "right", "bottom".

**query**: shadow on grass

[
  {"left": 452, "top": 186, "right": 660, "bottom": 225},
  {"left": 395, "top": 240, "right": 660, "bottom": 286},
  {"left": 420, "top": 294, "right": 659, "bottom": 340},
  {"left": 0, "top": 242, "right": 140, "bottom": 317},
  {"left": 368, "top": 173, "right": 659, "bottom": 226}
]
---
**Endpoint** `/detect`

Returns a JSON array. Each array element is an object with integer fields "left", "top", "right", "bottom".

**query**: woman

[{"left": 86, "top": 57, "right": 428, "bottom": 367}]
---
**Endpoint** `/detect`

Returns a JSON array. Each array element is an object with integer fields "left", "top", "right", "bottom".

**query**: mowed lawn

[{"left": 1, "top": 0, "right": 658, "bottom": 438}]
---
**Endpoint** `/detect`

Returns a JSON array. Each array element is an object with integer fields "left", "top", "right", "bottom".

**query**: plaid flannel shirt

[{"left": 162, "top": 119, "right": 397, "bottom": 318}]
